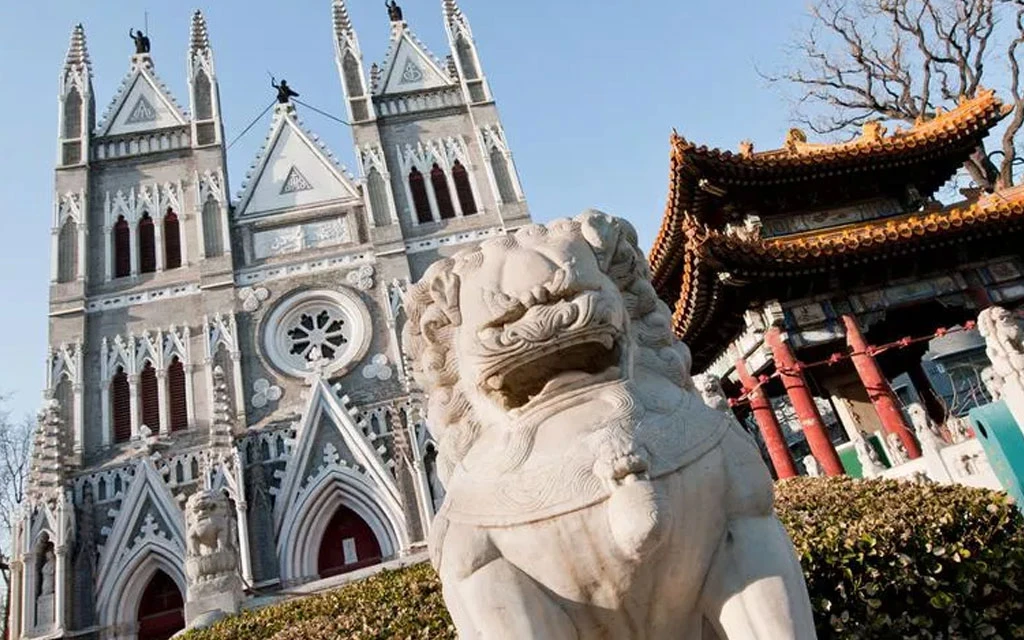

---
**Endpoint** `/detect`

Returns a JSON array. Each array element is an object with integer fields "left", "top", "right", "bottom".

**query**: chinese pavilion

[{"left": 650, "top": 90, "right": 1024, "bottom": 478}]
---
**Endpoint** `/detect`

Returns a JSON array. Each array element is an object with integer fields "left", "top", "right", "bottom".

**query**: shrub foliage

[
  {"left": 186, "top": 478, "right": 1024, "bottom": 640},
  {"left": 778, "top": 477, "right": 1024, "bottom": 639}
]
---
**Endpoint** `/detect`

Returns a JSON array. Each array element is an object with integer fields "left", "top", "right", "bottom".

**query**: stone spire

[
  {"left": 27, "top": 399, "right": 68, "bottom": 507},
  {"left": 210, "top": 366, "right": 235, "bottom": 450},
  {"left": 63, "top": 24, "right": 92, "bottom": 75},
  {"left": 442, "top": 0, "right": 471, "bottom": 35},
  {"left": 190, "top": 10, "right": 211, "bottom": 55},
  {"left": 333, "top": 0, "right": 355, "bottom": 39}
]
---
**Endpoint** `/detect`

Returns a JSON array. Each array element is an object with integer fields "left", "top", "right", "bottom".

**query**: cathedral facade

[{"left": 12, "top": 2, "right": 530, "bottom": 638}]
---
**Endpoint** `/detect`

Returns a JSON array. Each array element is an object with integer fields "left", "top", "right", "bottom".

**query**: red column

[
  {"left": 841, "top": 314, "right": 922, "bottom": 459},
  {"left": 736, "top": 358, "right": 799, "bottom": 479},
  {"left": 765, "top": 327, "right": 845, "bottom": 476}
]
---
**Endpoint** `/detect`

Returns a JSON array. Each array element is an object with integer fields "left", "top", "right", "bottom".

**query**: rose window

[
  {"left": 263, "top": 289, "right": 372, "bottom": 378},
  {"left": 286, "top": 309, "right": 348, "bottom": 361}
]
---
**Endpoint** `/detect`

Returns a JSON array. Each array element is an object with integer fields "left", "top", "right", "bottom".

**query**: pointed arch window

[
  {"left": 168, "top": 358, "right": 188, "bottom": 432},
  {"left": 490, "top": 146, "right": 518, "bottom": 204},
  {"left": 343, "top": 53, "right": 364, "bottom": 98},
  {"left": 193, "top": 70, "right": 213, "bottom": 121},
  {"left": 137, "top": 570, "right": 184, "bottom": 639},
  {"left": 164, "top": 208, "right": 182, "bottom": 270},
  {"left": 409, "top": 168, "right": 433, "bottom": 224},
  {"left": 54, "top": 377, "right": 74, "bottom": 456},
  {"left": 452, "top": 161, "right": 477, "bottom": 215},
  {"left": 57, "top": 218, "right": 78, "bottom": 283},
  {"left": 111, "top": 367, "right": 131, "bottom": 444},
  {"left": 63, "top": 89, "right": 83, "bottom": 139},
  {"left": 202, "top": 198, "right": 224, "bottom": 257},
  {"left": 456, "top": 35, "right": 479, "bottom": 80},
  {"left": 140, "top": 361, "right": 160, "bottom": 433},
  {"left": 366, "top": 169, "right": 392, "bottom": 227},
  {"left": 138, "top": 213, "right": 156, "bottom": 274},
  {"left": 431, "top": 164, "right": 456, "bottom": 220},
  {"left": 113, "top": 216, "right": 131, "bottom": 279}
]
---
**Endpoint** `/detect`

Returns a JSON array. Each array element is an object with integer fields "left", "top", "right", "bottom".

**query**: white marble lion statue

[{"left": 403, "top": 211, "right": 815, "bottom": 639}]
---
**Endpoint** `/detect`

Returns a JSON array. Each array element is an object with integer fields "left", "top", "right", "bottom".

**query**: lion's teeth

[{"left": 486, "top": 374, "right": 504, "bottom": 390}]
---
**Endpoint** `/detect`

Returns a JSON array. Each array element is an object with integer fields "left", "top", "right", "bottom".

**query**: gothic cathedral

[{"left": 12, "top": 2, "right": 530, "bottom": 638}]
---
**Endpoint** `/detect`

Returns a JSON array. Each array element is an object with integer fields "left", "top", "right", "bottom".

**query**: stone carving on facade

[
  {"left": 403, "top": 212, "right": 815, "bottom": 638},
  {"left": 982, "top": 365, "right": 1005, "bottom": 401},
  {"left": 694, "top": 373, "right": 730, "bottom": 413},
  {"left": 361, "top": 354, "right": 393, "bottom": 381},
  {"left": 803, "top": 455, "right": 822, "bottom": 478},
  {"left": 184, "top": 491, "right": 242, "bottom": 603},
  {"left": 907, "top": 402, "right": 945, "bottom": 452},
  {"left": 251, "top": 378, "right": 282, "bottom": 409},
  {"left": 852, "top": 431, "right": 884, "bottom": 478},
  {"left": 979, "top": 306, "right": 1024, "bottom": 387},
  {"left": 346, "top": 264, "right": 375, "bottom": 291},
  {"left": 238, "top": 286, "right": 270, "bottom": 313},
  {"left": 947, "top": 417, "right": 973, "bottom": 444},
  {"left": 886, "top": 432, "right": 909, "bottom": 465}
]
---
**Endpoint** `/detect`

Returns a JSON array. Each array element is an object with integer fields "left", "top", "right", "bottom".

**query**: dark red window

[
  {"left": 138, "top": 213, "right": 156, "bottom": 274},
  {"left": 168, "top": 358, "right": 188, "bottom": 432},
  {"left": 114, "top": 216, "right": 131, "bottom": 278},
  {"left": 430, "top": 164, "right": 456, "bottom": 219},
  {"left": 137, "top": 570, "right": 184, "bottom": 640},
  {"left": 140, "top": 361, "right": 160, "bottom": 433},
  {"left": 112, "top": 367, "right": 131, "bottom": 443},
  {"left": 317, "top": 506, "right": 383, "bottom": 578},
  {"left": 409, "top": 168, "right": 433, "bottom": 224},
  {"left": 164, "top": 209, "right": 181, "bottom": 270},
  {"left": 452, "top": 160, "right": 477, "bottom": 215}
]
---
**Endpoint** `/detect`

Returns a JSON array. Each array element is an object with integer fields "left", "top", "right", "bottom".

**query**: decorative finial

[
  {"left": 129, "top": 27, "right": 151, "bottom": 55},
  {"left": 738, "top": 140, "right": 754, "bottom": 157},
  {"left": 64, "top": 24, "right": 91, "bottom": 71},
  {"left": 190, "top": 10, "right": 210, "bottom": 53},
  {"left": 334, "top": 0, "right": 354, "bottom": 35},
  {"left": 386, "top": 0, "right": 404, "bottom": 22}
]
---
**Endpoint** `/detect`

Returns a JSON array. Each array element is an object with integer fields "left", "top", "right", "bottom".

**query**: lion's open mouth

[{"left": 482, "top": 332, "right": 622, "bottom": 410}]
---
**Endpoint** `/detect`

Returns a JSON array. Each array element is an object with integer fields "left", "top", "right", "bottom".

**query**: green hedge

[
  {"left": 779, "top": 477, "right": 1024, "bottom": 639},
  {"left": 186, "top": 478, "right": 1024, "bottom": 640}
]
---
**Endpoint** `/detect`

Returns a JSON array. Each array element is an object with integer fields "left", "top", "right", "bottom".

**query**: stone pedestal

[
  {"left": 35, "top": 594, "right": 54, "bottom": 631},
  {"left": 1004, "top": 383, "right": 1024, "bottom": 437},
  {"left": 184, "top": 579, "right": 243, "bottom": 627}
]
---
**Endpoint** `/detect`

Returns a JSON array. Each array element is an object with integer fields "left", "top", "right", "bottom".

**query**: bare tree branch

[{"left": 765, "top": 0, "right": 1020, "bottom": 189}]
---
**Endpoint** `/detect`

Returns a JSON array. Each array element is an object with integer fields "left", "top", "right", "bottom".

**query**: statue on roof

[
  {"left": 386, "top": 0, "right": 404, "bottom": 22},
  {"left": 129, "top": 29, "right": 151, "bottom": 54},
  {"left": 270, "top": 77, "right": 299, "bottom": 105}
]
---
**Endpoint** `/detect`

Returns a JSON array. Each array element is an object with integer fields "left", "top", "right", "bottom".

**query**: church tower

[
  {"left": 338, "top": 0, "right": 530, "bottom": 278},
  {"left": 14, "top": 4, "right": 533, "bottom": 638}
]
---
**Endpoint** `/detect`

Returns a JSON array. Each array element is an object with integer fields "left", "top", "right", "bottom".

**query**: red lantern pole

[
  {"left": 736, "top": 358, "right": 798, "bottom": 478},
  {"left": 765, "top": 326, "right": 845, "bottom": 476},
  {"left": 841, "top": 314, "right": 922, "bottom": 459}
]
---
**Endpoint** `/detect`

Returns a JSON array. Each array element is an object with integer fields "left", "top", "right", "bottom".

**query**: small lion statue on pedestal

[
  {"left": 403, "top": 211, "right": 816, "bottom": 639},
  {"left": 183, "top": 490, "right": 243, "bottom": 628}
]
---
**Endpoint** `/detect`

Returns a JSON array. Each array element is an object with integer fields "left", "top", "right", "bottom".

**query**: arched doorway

[
  {"left": 137, "top": 570, "right": 184, "bottom": 640},
  {"left": 317, "top": 505, "right": 382, "bottom": 578}
]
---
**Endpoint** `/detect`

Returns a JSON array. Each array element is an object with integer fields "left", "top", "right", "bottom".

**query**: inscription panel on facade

[
  {"left": 253, "top": 218, "right": 352, "bottom": 259},
  {"left": 762, "top": 198, "right": 904, "bottom": 238}
]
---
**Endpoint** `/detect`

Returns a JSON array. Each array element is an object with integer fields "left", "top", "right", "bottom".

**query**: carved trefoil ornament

[
  {"left": 346, "top": 264, "right": 375, "bottom": 291},
  {"left": 125, "top": 96, "right": 158, "bottom": 124},
  {"left": 238, "top": 286, "right": 270, "bottom": 313},
  {"left": 280, "top": 166, "right": 313, "bottom": 194},
  {"left": 361, "top": 354, "right": 393, "bottom": 381},
  {"left": 251, "top": 378, "right": 282, "bottom": 409},
  {"left": 399, "top": 59, "right": 424, "bottom": 84}
]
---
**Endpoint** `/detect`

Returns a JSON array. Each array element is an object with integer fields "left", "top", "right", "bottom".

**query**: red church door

[
  {"left": 317, "top": 505, "right": 383, "bottom": 578},
  {"left": 137, "top": 570, "right": 184, "bottom": 640}
]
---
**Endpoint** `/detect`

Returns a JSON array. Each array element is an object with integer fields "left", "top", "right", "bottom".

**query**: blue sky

[{"left": 0, "top": 0, "right": 808, "bottom": 419}]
